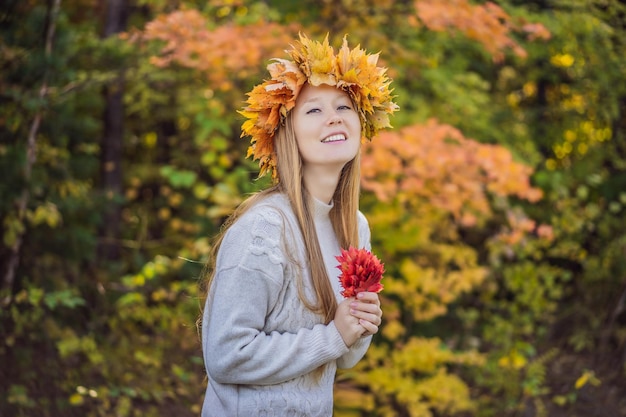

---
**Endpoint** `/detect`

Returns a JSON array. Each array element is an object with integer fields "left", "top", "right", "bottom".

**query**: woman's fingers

[
  {"left": 335, "top": 299, "right": 366, "bottom": 347},
  {"left": 336, "top": 292, "right": 384, "bottom": 342},
  {"left": 350, "top": 292, "right": 383, "bottom": 334},
  {"left": 350, "top": 302, "right": 381, "bottom": 325},
  {"left": 356, "top": 291, "right": 380, "bottom": 306},
  {"left": 359, "top": 321, "right": 378, "bottom": 337}
]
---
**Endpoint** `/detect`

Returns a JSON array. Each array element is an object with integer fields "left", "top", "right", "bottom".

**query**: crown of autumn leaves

[{"left": 239, "top": 33, "right": 399, "bottom": 179}]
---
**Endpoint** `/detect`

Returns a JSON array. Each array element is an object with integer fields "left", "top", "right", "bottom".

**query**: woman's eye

[
  {"left": 338, "top": 105, "right": 352, "bottom": 110},
  {"left": 306, "top": 108, "right": 321, "bottom": 114}
]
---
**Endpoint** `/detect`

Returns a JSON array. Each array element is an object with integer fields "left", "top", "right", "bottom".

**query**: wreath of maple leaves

[{"left": 239, "top": 33, "right": 399, "bottom": 179}]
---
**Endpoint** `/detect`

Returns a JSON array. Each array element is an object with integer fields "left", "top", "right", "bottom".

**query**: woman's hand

[
  {"left": 350, "top": 291, "right": 382, "bottom": 337},
  {"left": 334, "top": 292, "right": 382, "bottom": 347}
]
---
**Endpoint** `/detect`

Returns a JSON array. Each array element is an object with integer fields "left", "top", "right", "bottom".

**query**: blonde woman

[{"left": 201, "top": 33, "right": 398, "bottom": 417}]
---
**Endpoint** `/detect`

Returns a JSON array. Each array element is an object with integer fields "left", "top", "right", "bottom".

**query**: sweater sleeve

[
  {"left": 336, "top": 336, "right": 372, "bottom": 369},
  {"left": 203, "top": 207, "right": 350, "bottom": 386}
]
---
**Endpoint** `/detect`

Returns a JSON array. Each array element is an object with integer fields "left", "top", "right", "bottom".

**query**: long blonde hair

[{"left": 201, "top": 113, "right": 362, "bottom": 324}]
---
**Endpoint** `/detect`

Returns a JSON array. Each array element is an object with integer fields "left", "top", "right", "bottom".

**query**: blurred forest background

[{"left": 1, "top": 0, "right": 625, "bottom": 416}]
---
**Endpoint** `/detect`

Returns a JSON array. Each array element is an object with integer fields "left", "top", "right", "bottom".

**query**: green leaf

[
  {"left": 43, "top": 290, "right": 86, "bottom": 310},
  {"left": 159, "top": 165, "right": 197, "bottom": 188}
]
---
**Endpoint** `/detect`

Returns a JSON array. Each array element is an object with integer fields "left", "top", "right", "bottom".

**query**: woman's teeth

[{"left": 322, "top": 134, "right": 346, "bottom": 143}]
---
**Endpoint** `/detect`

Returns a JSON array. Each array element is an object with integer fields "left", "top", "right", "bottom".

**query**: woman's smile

[{"left": 321, "top": 133, "right": 347, "bottom": 143}]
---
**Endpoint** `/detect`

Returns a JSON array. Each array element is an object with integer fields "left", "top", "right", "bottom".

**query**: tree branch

[{"left": 2, "top": 0, "right": 62, "bottom": 304}]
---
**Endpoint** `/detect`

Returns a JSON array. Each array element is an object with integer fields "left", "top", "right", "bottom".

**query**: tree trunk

[{"left": 98, "top": 0, "right": 128, "bottom": 262}]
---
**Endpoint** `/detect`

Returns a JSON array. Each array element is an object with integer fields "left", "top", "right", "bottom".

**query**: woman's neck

[{"left": 302, "top": 165, "right": 341, "bottom": 204}]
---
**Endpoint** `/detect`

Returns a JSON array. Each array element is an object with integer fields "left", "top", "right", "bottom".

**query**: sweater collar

[{"left": 312, "top": 196, "right": 333, "bottom": 221}]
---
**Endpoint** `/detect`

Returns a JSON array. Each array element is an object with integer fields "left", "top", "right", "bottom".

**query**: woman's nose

[{"left": 328, "top": 113, "right": 343, "bottom": 125}]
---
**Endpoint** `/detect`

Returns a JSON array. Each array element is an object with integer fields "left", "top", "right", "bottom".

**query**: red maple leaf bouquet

[{"left": 336, "top": 246, "right": 385, "bottom": 298}]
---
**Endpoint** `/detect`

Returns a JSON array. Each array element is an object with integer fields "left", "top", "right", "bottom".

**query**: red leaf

[{"left": 336, "top": 247, "right": 385, "bottom": 298}]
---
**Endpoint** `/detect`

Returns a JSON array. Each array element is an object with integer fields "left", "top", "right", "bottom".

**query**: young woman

[{"left": 200, "top": 33, "right": 398, "bottom": 417}]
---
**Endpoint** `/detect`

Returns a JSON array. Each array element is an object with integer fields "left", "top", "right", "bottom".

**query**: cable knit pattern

[{"left": 201, "top": 193, "right": 372, "bottom": 417}]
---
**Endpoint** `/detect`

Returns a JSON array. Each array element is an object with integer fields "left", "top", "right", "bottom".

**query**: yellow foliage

[
  {"left": 411, "top": 371, "right": 474, "bottom": 415},
  {"left": 550, "top": 53, "right": 575, "bottom": 67},
  {"left": 134, "top": 350, "right": 161, "bottom": 367},
  {"left": 151, "top": 288, "right": 169, "bottom": 302},
  {"left": 122, "top": 255, "right": 172, "bottom": 288},
  {"left": 348, "top": 336, "right": 484, "bottom": 416},
  {"left": 143, "top": 132, "right": 157, "bottom": 148},
  {"left": 498, "top": 349, "right": 527, "bottom": 370},
  {"left": 385, "top": 255, "right": 486, "bottom": 321},
  {"left": 158, "top": 207, "right": 171, "bottom": 220},
  {"left": 334, "top": 385, "right": 375, "bottom": 414},
  {"left": 27, "top": 202, "right": 62, "bottom": 228},
  {"left": 382, "top": 319, "right": 405, "bottom": 340},
  {"left": 392, "top": 338, "right": 453, "bottom": 374},
  {"left": 69, "top": 393, "right": 84, "bottom": 406},
  {"left": 575, "top": 370, "right": 601, "bottom": 389},
  {"left": 3, "top": 212, "right": 25, "bottom": 247}
]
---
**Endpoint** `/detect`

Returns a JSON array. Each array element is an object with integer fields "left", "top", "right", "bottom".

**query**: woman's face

[{"left": 292, "top": 83, "right": 361, "bottom": 173}]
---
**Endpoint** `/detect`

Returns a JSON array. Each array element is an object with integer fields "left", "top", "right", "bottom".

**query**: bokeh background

[{"left": 1, "top": 1, "right": 625, "bottom": 416}]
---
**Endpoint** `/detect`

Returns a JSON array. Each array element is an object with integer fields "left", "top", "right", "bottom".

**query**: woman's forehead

[{"left": 297, "top": 83, "right": 351, "bottom": 103}]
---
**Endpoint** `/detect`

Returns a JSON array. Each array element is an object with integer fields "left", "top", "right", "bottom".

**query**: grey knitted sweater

[{"left": 201, "top": 192, "right": 373, "bottom": 417}]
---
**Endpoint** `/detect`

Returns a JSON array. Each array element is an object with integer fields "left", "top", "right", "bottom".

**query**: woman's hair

[{"left": 200, "top": 111, "right": 362, "bottom": 325}]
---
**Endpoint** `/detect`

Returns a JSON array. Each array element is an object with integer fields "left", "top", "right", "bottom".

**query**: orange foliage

[
  {"left": 414, "top": 0, "right": 550, "bottom": 61},
  {"left": 492, "top": 209, "right": 555, "bottom": 247},
  {"left": 361, "top": 119, "right": 543, "bottom": 227},
  {"left": 137, "top": 10, "right": 299, "bottom": 88}
]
